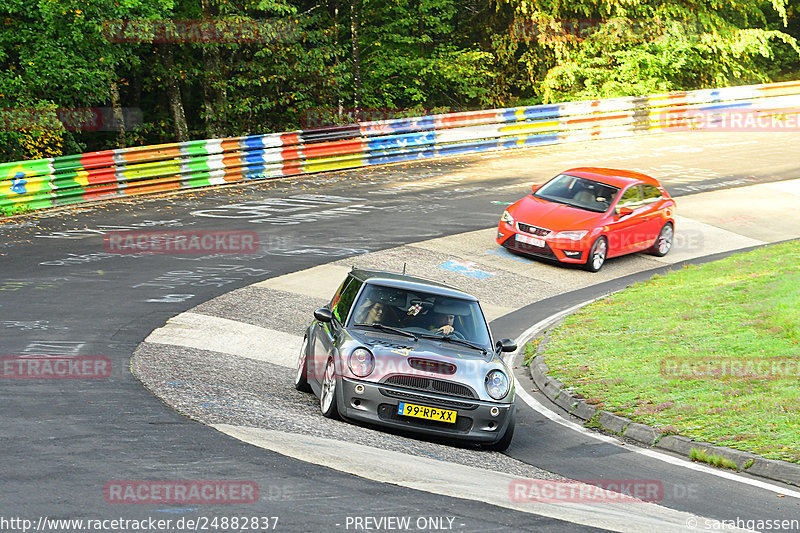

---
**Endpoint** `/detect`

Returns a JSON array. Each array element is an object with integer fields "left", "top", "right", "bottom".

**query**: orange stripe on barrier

[
  {"left": 123, "top": 175, "right": 182, "bottom": 196},
  {"left": 220, "top": 139, "right": 241, "bottom": 153},
  {"left": 303, "top": 139, "right": 365, "bottom": 159}
]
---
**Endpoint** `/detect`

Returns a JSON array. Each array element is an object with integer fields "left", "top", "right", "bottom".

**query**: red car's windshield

[{"left": 534, "top": 174, "right": 620, "bottom": 213}]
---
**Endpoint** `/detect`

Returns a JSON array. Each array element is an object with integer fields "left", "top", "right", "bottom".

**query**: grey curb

[{"left": 526, "top": 337, "right": 800, "bottom": 488}]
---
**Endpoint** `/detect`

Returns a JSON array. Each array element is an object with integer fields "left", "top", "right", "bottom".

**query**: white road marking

[
  {"left": 766, "top": 180, "right": 800, "bottom": 197},
  {"left": 509, "top": 306, "right": 800, "bottom": 501},
  {"left": 214, "top": 424, "right": 744, "bottom": 533},
  {"left": 145, "top": 312, "right": 300, "bottom": 368}
]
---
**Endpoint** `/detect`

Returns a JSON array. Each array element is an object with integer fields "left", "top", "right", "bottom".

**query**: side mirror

[
  {"left": 617, "top": 206, "right": 634, "bottom": 217},
  {"left": 531, "top": 184, "right": 540, "bottom": 194},
  {"left": 314, "top": 308, "right": 333, "bottom": 323},
  {"left": 496, "top": 338, "right": 517, "bottom": 353}
]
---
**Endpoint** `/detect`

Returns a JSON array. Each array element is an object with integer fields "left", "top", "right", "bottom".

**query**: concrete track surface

[{"left": 1, "top": 131, "right": 799, "bottom": 532}]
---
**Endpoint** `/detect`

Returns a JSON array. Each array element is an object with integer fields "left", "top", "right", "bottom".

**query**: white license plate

[{"left": 516, "top": 234, "right": 545, "bottom": 247}]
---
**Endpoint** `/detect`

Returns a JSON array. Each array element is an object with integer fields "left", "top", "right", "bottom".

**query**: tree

[{"left": 497, "top": 0, "right": 800, "bottom": 101}]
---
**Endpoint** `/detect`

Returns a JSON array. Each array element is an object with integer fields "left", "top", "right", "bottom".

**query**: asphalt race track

[{"left": 1, "top": 131, "right": 799, "bottom": 532}]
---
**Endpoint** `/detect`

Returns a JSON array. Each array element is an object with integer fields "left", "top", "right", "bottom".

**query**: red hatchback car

[{"left": 496, "top": 168, "right": 676, "bottom": 271}]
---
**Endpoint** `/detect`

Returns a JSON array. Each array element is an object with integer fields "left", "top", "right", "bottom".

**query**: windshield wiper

[
  {"left": 355, "top": 323, "right": 418, "bottom": 341},
  {"left": 417, "top": 333, "right": 486, "bottom": 354}
]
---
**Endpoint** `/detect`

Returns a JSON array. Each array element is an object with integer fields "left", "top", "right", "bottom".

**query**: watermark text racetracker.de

[
  {"left": 661, "top": 357, "right": 800, "bottom": 381},
  {"left": 0, "top": 515, "right": 279, "bottom": 532},
  {"left": 509, "top": 479, "right": 664, "bottom": 503},
  {"left": 103, "top": 230, "right": 259, "bottom": 255},
  {"left": 1, "top": 356, "right": 111, "bottom": 380},
  {"left": 104, "top": 480, "right": 258, "bottom": 504}
]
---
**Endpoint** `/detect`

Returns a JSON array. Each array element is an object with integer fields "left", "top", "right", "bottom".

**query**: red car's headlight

[
  {"left": 500, "top": 210, "right": 514, "bottom": 226},
  {"left": 552, "top": 230, "right": 588, "bottom": 241}
]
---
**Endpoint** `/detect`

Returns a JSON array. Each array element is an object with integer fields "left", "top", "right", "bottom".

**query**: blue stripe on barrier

[
  {"left": 363, "top": 117, "right": 436, "bottom": 136},
  {"left": 698, "top": 102, "right": 752, "bottom": 111},
  {"left": 499, "top": 105, "right": 561, "bottom": 122},
  {"left": 242, "top": 150, "right": 269, "bottom": 164},
  {"left": 435, "top": 138, "right": 499, "bottom": 156},
  {"left": 499, "top": 133, "right": 560, "bottom": 150},
  {"left": 366, "top": 132, "right": 435, "bottom": 151},
  {"left": 242, "top": 135, "right": 267, "bottom": 150},
  {"left": 367, "top": 147, "right": 436, "bottom": 165}
]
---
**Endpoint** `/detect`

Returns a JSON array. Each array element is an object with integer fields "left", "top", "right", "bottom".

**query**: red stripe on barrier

[
  {"left": 302, "top": 139, "right": 366, "bottom": 159},
  {"left": 436, "top": 111, "right": 497, "bottom": 129},
  {"left": 80, "top": 151, "right": 116, "bottom": 170},
  {"left": 281, "top": 133, "right": 301, "bottom": 146}
]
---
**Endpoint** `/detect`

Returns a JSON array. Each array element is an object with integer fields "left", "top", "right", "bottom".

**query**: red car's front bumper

[{"left": 496, "top": 223, "right": 588, "bottom": 264}]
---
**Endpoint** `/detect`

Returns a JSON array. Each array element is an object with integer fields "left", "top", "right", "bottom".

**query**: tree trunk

[
  {"left": 349, "top": 0, "right": 362, "bottom": 113},
  {"left": 335, "top": 6, "right": 343, "bottom": 123},
  {"left": 161, "top": 44, "right": 189, "bottom": 142},
  {"left": 201, "top": 0, "right": 227, "bottom": 139},
  {"left": 109, "top": 76, "right": 126, "bottom": 148}
]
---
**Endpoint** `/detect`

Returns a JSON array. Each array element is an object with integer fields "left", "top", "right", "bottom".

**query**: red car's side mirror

[
  {"left": 531, "top": 184, "right": 540, "bottom": 194},
  {"left": 617, "top": 207, "right": 634, "bottom": 217}
]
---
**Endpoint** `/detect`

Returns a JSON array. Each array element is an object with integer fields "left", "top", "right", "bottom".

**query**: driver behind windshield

[
  {"left": 430, "top": 312, "right": 456, "bottom": 335},
  {"left": 354, "top": 300, "right": 384, "bottom": 325}
]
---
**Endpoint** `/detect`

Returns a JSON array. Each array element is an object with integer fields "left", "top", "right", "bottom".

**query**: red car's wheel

[
  {"left": 583, "top": 236, "right": 608, "bottom": 272},
  {"left": 649, "top": 222, "right": 674, "bottom": 257}
]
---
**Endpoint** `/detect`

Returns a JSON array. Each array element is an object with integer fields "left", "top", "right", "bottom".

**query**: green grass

[
  {"left": 536, "top": 240, "right": 800, "bottom": 463},
  {"left": 690, "top": 448, "right": 739, "bottom": 470}
]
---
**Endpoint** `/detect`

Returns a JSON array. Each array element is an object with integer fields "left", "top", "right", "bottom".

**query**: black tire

[
  {"left": 648, "top": 222, "right": 674, "bottom": 257},
  {"left": 484, "top": 414, "right": 515, "bottom": 452},
  {"left": 583, "top": 236, "right": 608, "bottom": 272},
  {"left": 319, "top": 358, "right": 340, "bottom": 419},
  {"left": 294, "top": 336, "right": 311, "bottom": 392}
]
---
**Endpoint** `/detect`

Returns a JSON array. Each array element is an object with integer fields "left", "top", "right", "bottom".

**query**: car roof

[
  {"left": 349, "top": 268, "right": 478, "bottom": 301},
  {"left": 561, "top": 167, "right": 661, "bottom": 188}
]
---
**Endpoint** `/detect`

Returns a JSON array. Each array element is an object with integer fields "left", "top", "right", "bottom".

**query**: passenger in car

[{"left": 355, "top": 301, "right": 385, "bottom": 325}]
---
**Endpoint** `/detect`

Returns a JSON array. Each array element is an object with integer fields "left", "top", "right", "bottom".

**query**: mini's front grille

[
  {"left": 378, "top": 403, "right": 473, "bottom": 433},
  {"left": 518, "top": 223, "right": 551, "bottom": 237},
  {"left": 383, "top": 375, "right": 476, "bottom": 399}
]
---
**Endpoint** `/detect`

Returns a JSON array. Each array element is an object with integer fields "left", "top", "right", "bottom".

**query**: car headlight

[
  {"left": 485, "top": 370, "right": 510, "bottom": 400},
  {"left": 552, "top": 230, "right": 588, "bottom": 241},
  {"left": 500, "top": 210, "right": 515, "bottom": 226},
  {"left": 348, "top": 348, "right": 375, "bottom": 377}
]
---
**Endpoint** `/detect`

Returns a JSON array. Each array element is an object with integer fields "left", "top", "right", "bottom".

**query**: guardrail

[{"left": 2, "top": 80, "right": 799, "bottom": 214}]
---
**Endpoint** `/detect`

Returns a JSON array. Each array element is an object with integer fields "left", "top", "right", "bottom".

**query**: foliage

[
  {"left": 0, "top": 0, "right": 798, "bottom": 161},
  {"left": 496, "top": 0, "right": 800, "bottom": 101}
]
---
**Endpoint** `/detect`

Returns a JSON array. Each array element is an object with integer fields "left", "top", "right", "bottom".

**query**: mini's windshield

[
  {"left": 350, "top": 283, "right": 491, "bottom": 349},
  {"left": 534, "top": 174, "right": 620, "bottom": 213}
]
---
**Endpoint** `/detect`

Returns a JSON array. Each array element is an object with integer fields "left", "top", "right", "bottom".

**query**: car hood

[
  {"left": 346, "top": 330, "right": 513, "bottom": 402},
  {"left": 511, "top": 195, "right": 605, "bottom": 231},
  {"left": 353, "top": 330, "right": 491, "bottom": 360}
]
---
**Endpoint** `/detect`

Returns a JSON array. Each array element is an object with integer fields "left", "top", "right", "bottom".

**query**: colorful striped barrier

[{"left": 2, "top": 80, "right": 800, "bottom": 214}]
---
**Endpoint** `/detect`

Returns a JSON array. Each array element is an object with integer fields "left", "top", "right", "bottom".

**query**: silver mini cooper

[{"left": 294, "top": 268, "right": 517, "bottom": 451}]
